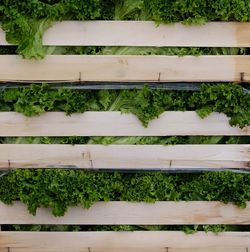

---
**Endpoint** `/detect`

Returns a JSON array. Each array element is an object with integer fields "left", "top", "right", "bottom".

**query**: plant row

[
  {"left": 3, "top": 223, "right": 250, "bottom": 234},
  {"left": 1, "top": 0, "right": 250, "bottom": 58},
  {"left": 0, "top": 170, "right": 249, "bottom": 216},
  {"left": 1, "top": 83, "right": 249, "bottom": 127}
]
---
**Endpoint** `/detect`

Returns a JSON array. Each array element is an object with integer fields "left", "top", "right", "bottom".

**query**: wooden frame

[{"left": 0, "top": 21, "right": 250, "bottom": 252}]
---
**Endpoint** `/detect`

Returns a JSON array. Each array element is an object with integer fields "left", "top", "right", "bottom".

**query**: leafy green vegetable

[
  {"left": 189, "top": 84, "right": 250, "bottom": 127},
  {"left": 1, "top": 0, "right": 250, "bottom": 58},
  {"left": 5, "top": 224, "right": 248, "bottom": 234},
  {"left": 5, "top": 224, "right": 81, "bottom": 232},
  {"left": 1, "top": 136, "right": 247, "bottom": 146},
  {"left": 0, "top": 0, "right": 102, "bottom": 58},
  {"left": 0, "top": 170, "right": 249, "bottom": 216},
  {"left": 114, "top": 0, "right": 145, "bottom": 20},
  {"left": 0, "top": 83, "right": 249, "bottom": 127},
  {"left": 99, "top": 47, "right": 246, "bottom": 56},
  {"left": 179, "top": 172, "right": 250, "bottom": 208},
  {"left": 148, "top": 0, "right": 250, "bottom": 24},
  {"left": 82, "top": 224, "right": 250, "bottom": 232}
]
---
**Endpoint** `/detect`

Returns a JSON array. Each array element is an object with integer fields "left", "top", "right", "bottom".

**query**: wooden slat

[
  {"left": 0, "top": 29, "right": 8, "bottom": 46},
  {"left": 0, "top": 112, "right": 248, "bottom": 137},
  {"left": 1, "top": 232, "right": 250, "bottom": 249},
  {"left": 0, "top": 55, "right": 250, "bottom": 82},
  {"left": 10, "top": 249, "right": 90, "bottom": 252},
  {"left": 9, "top": 249, "right": 246, "bottom": 252},
  {"left": 1, "top": 21, "right": 250, "bottom": 47},
  {"left": 0, "top": 144, "right": 249, "bottom": 169},
  {"left": 1, "top": 201, "right": 250, "bottom": 225},
  {"left": 169, "top": 249, "right": 247, "bottom": 252},
  {"left": 8, "top": 248, "right": 166, "bottom": 252}
]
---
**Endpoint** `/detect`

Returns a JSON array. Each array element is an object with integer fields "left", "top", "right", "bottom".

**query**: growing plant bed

[
  {"left": 1, "top": 170, "right": 250, "bottom": 250},
  {"left": 0, "top": 2, "right": 250, "bottom": 251}
]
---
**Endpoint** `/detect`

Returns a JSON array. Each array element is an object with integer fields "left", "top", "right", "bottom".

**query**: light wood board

[
  {"left": 8, "top": 249, "right": 248, "bottom": 252},
  {"left": 0, "top": 144, "right": 249, "bottom": 169},
  {"left": 9, "top": 249, "right": 90, "bottom": 252},
  {"left": 0, "top": 232, "right": 250, "bottom": 249},
  {"left": 1, "top": 201, "right": 250, "bottom": 225},
  {"left": 168, "top": 249, "right": 247, "bottom": 252},
  {"left": 0, "top": 112, "right": 248, "bottom": 136},
  {"left": 1, "top": 21, "right": 250, "bottom": 47},
  {"left": 0, "top": 55, "right": 250, "bottom": 82}
]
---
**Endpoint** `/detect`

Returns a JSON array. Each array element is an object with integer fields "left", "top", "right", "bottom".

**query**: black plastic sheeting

[
  {"left": 0, "top": 168, "right": 249, "bottom": 177},
  {"left": 0, "top": 82, "right": 201, "bottom": 90},
  {"left": 0, "top": 82, "right": 249, "bottom": 92}
]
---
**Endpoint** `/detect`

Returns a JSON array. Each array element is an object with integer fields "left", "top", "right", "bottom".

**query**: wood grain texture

[
  {"left": 0, "top": 144, "right": 249, "bottom": 169},
  {"left": 0, "top": 29, "right": 8, "bottom": 46},
  {"left": 7, "top": 249, "right": 170, "bottom": 252},
  {"left": 235, "top": 56, "right": 250, "bottom": 81},
  {"left": 236, "top": 22, "right": 250, "bottom": 47},
  {"left": 169, "top": 249, "right": 247, "bottom": 252},
  {"left": 2, "top": 55, "right": 250, "bottom": 82},
  {"left": 42, "top": 21, "right": 237, "bottom": 47},
  {"left": 1, "top": 21, "right": 250, "bottom": 47},
  {"left": 9, "top": 249, "right": 247, "bottom": 252},
  {"left": 10, "top": 250, "right": 166, "bottom": 252},
  {"left": 10, "top": 250, "right": 90, "bottom": 252},
  {"left": 1, "top": 201, "right": 250, "bottom": 225},
  {"left": 1, "top": 232, "right": 250, "bottom": 249},
  {"left": 0, "top": 112, "right": 248, "bottom": 137}
]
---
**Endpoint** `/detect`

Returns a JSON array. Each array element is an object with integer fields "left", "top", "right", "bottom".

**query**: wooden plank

[
  {"left": 0, "top": 55, "right": 250, "bottom": 82},
  {"left": 8, "top": 248, "right": 249, "bottom": 252},
  {"left": 1, "top": 21, "right": 250, "bottom": 47},
  {"left": 169, "top": 249, "right": 247, "bottom": 252},
  {"left": 10, "top": 250, "right": 89, "bottom": 252},
  {"left": 0, "top": 144, "right": 249, "bottom": 169},
  {"left": 0, "top": 112, "right": 248, "bottom": 137},
  {"left": 0, "top": 29, "right": 8, "bottom": 46},
  {"left": 43, "top": 22, "right": 250, "bottom": 47},
  {"left": 10, "top": 249, "right": 165, "bottom": 252},
  {"left": 10, "top": 250, "right": 88, "bottom": 252},
  {"left": 1, "top": 201, "right": 250, "bottom": 225},
  {"left": 93, "top": 249, "right": 246, "bottom": 252},
  {"left": 10, "top": 249, "right": 245, "bottom": 252},
  {"left": 0, "top": 232, "right": 250, "bottom": 249}
]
